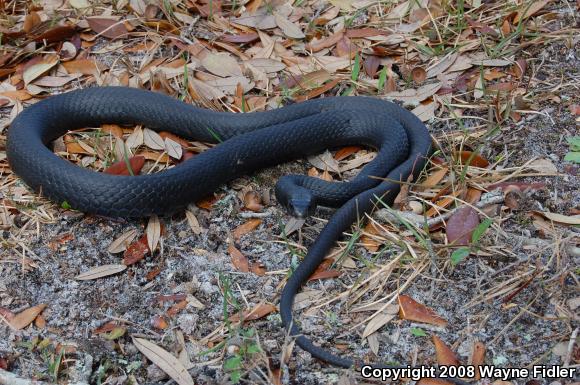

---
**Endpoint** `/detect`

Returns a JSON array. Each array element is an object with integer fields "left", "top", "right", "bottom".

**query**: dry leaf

[
  {"left": 334, "top": 146, "right": 361, "bottom": 161},
  {"left": 70, "top": 0, "right": 90, "bottom": 8},
  {"left": 108, "top": 229, "right": 139, "bottom": 253},
  {"left": 62, "top": 59, "right": 100, "bottom": 76},
  {"left": 165, "top": 138, "right": 183, "bottom": 160},
  {"left": 513, "top": 0, "right": 550, "bottom": 23},
  {"left": 472, "top": 341, "right": 486, "bottom": 380},
  {"left": 126, "top": 126, "right": 144, "bottom": 148},
  {"left": 398, "top": 295, "right": 447, "bottom": 326},
  {"left": 132, "top": 337, "right": 194, "bottom": 385},
  {"left": 123, "top": 235, "right": 149, "bottom": 265},
  {"left": 362, "top": 304, "right": 399, "bottom": 338},
  {"left": 446, "top": 206, "right": 480, "bottom": 246},
  {"left": 229, "top": 303, "right": 277, "bottom": 322},
  {"left": 228, "top": 243, "right": 250, "bottom": 272},
  {"left": 456, "top": 151, "right": 489, "bottom": 168},
  {"left": 202, "top": 53, "right": 242, "bottom": 77},
  {"left": 75, "top": 264, "right": 127, "bottom": 280},
  {"left": 185, "top": 210, "right": 202, "bottom": 235},
  {"left": 528, "top": 158, "right": 557, "bottom": 173},
  {"left": 146, "top": 215, "right": 161, "bottom": 252},
  {"left": 23, "top": 56, "right": 59, "bottom": 85},
  {"left": 243, "top": 191, "right": 264, "bottom": 212},
  {"left": 433, "top": 335, "right": 459, "bottom": 365},
  {"left": 151, "top": 315, "right": 169, "bottom": 330},
  {"left": 421, "top": 167, "right": 448, "bottom": 188},
  {"left": 534, "top": 211, "right": 580, "bottom": 226},
  {"left": 143, "top": 128, "right": 165, "bottom": 150},
  {"left": 10, "top": 304, "right": 47, "bottom": 330},
  {"left": 307, "top": 150, "right": 340, "bottom": 173},
  {"left": 245, "top": 58, "right": 285, "bottom": 73},
  {"left": 385, "top": 82, "right": 442, "bottom": 106},
  {"left": 104, "top": 156, "right": 145, "bottom": 176},
  {"left": 233, "top": 219, "right": 262, "bottom": 240},
  {"left": 274, "top": 13, "right": 305, "bottom": 38},
  {"left": 412, "top": 102, "right": 437, "bottom": 122},
  {"left": 87, "top": 17, "right": 129, "bottom": 39}
]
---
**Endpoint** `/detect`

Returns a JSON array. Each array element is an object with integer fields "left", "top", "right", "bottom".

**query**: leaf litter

[{"left": 0, "top": 0, "right": 578, "bottom": 384}]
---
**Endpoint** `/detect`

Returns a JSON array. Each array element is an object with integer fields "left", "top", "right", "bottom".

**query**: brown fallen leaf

[
  {"left": 334, "top": 146, "right": 361, "bottom": 161},
  {"left": 0, "top": 307, "right": 15, "bottom": 321},
  {"left": 104, "top": 156, "right": 145, "bottom": 176},
  {"left": 222, "top": 33, "right": 259, "bottom": 43},
  {"left": 243, "top": 191, "right": 264, "bottom": 212},
  {"left": 250, "top": 262, "right": 267, "bottom": 276},
  {"left": 75, "top": 264, "right": 127, "bottom": 280},
  {"left": 101, "top": 124, "right": 124, "bottom": 138},
  {"left": 446, "top": 206, "right": 480, "bottom": 246},
  {"left": 233, "top": 218, "right": 262, "bottom": 240},
  {"left": 534, "top": 211, "right": 580, "bottom": 226},
  {"left": 123, "top": 235, "right": 149, "bottom": 265},
  {"left": 228, "top": 243, "right": 250, "bottom": 273},
  {"left": 425, "top": 189, "right": 462, "bottom": 218},
  {"left": 360, "top": 221, "right": 382, "bottom": 252},
  {"left": 456, "top": 151, "right": 489, "bottom": 168},
  {"left": 132, "top": 337, "right": 195, "bottom": 385},
  {"left": 146, "top": 215, "right": 161, "bottom": 253},
  {"left": 94, "top": 321, "right": 118, "bottom": 334},
  {"left": 87, "top": 17, "right": 129, "bottom": 39},
  {"left": 151, "top": 315, "right": 169, "bottom": 330},
  {"left": 10, "top": 304, "right": 47, "bottom": 330},
  {"left": 421, "top": 166, "right": 448, "bottom": 188},
  {"left": 23, "top": 55, "right": 59, "bottom": 85},
  {"left": 167, "top": 300, "right": 188, "bottom": 317},
  {"left": 308, "top": 258, "right": 341, "bottom": 280},
  {"left": 433, "top": 335, "right": 459, "bottom": 365},
  {"left": 34, "top": 314, "right": 46, "bottom": 329},
  {"left": 108, "top": 229, "right": 139, "bottom": 254},
  {"left": 472, "top": 341, "right": 486, "bottom": 380},
  {"left": 513, "top": 0, "right": 550, "bottom": 23},
  {"left": 33, "top": 25, "right": 76, "bottom": 43},
  {"left": 196, "top": 194, "right": 220, "bottom": 210},
  {"left": 229, "top": 303, "right": 276, "bottom": 322},
  {"left": 306, "top": 31, "right": 344, "bottom": 52},
  {"left": 62, "top": 59, "right": 100, "bottom": 76},
  {"left": 363, "top": 55, "right": 380, "bottom": 78},
  {"left": 398, "top": 295, "right": 447, "bottom": 327},
  {"left": 23, "top": 12, "right": 41, "bottom": 33}
]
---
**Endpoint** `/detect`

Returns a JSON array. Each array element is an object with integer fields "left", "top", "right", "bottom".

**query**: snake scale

[{"left": 7, "top": 87, "right": 468, "bottom": 385}]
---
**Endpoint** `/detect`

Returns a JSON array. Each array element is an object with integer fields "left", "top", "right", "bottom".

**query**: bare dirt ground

[{"left": 0, "top": 1, "right": 579, "bottom": 385}]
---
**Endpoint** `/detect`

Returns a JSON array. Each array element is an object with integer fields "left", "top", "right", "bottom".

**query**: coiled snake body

[{"left": 7, "top": 87, "right": 466, "bottom": 384}]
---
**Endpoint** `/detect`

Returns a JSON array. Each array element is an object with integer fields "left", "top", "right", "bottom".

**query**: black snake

[{"left": 7, "top": 87, "right": 468, "bottom": 385}]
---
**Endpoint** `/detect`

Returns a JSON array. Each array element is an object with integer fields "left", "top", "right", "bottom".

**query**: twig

[
  {"left": 564, "top": 327, "right": 579, "bottom": 367},
  {"left": 375, "top": 190, "right": 504, "bottom": 228}
]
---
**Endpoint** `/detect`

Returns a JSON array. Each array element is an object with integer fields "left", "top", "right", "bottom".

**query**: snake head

[
  {"left": 288, "top": 191, "right": 316, "bottom": 218},
  {"left": 275, "top": 178, "right": 317, "bottom": 218}
]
